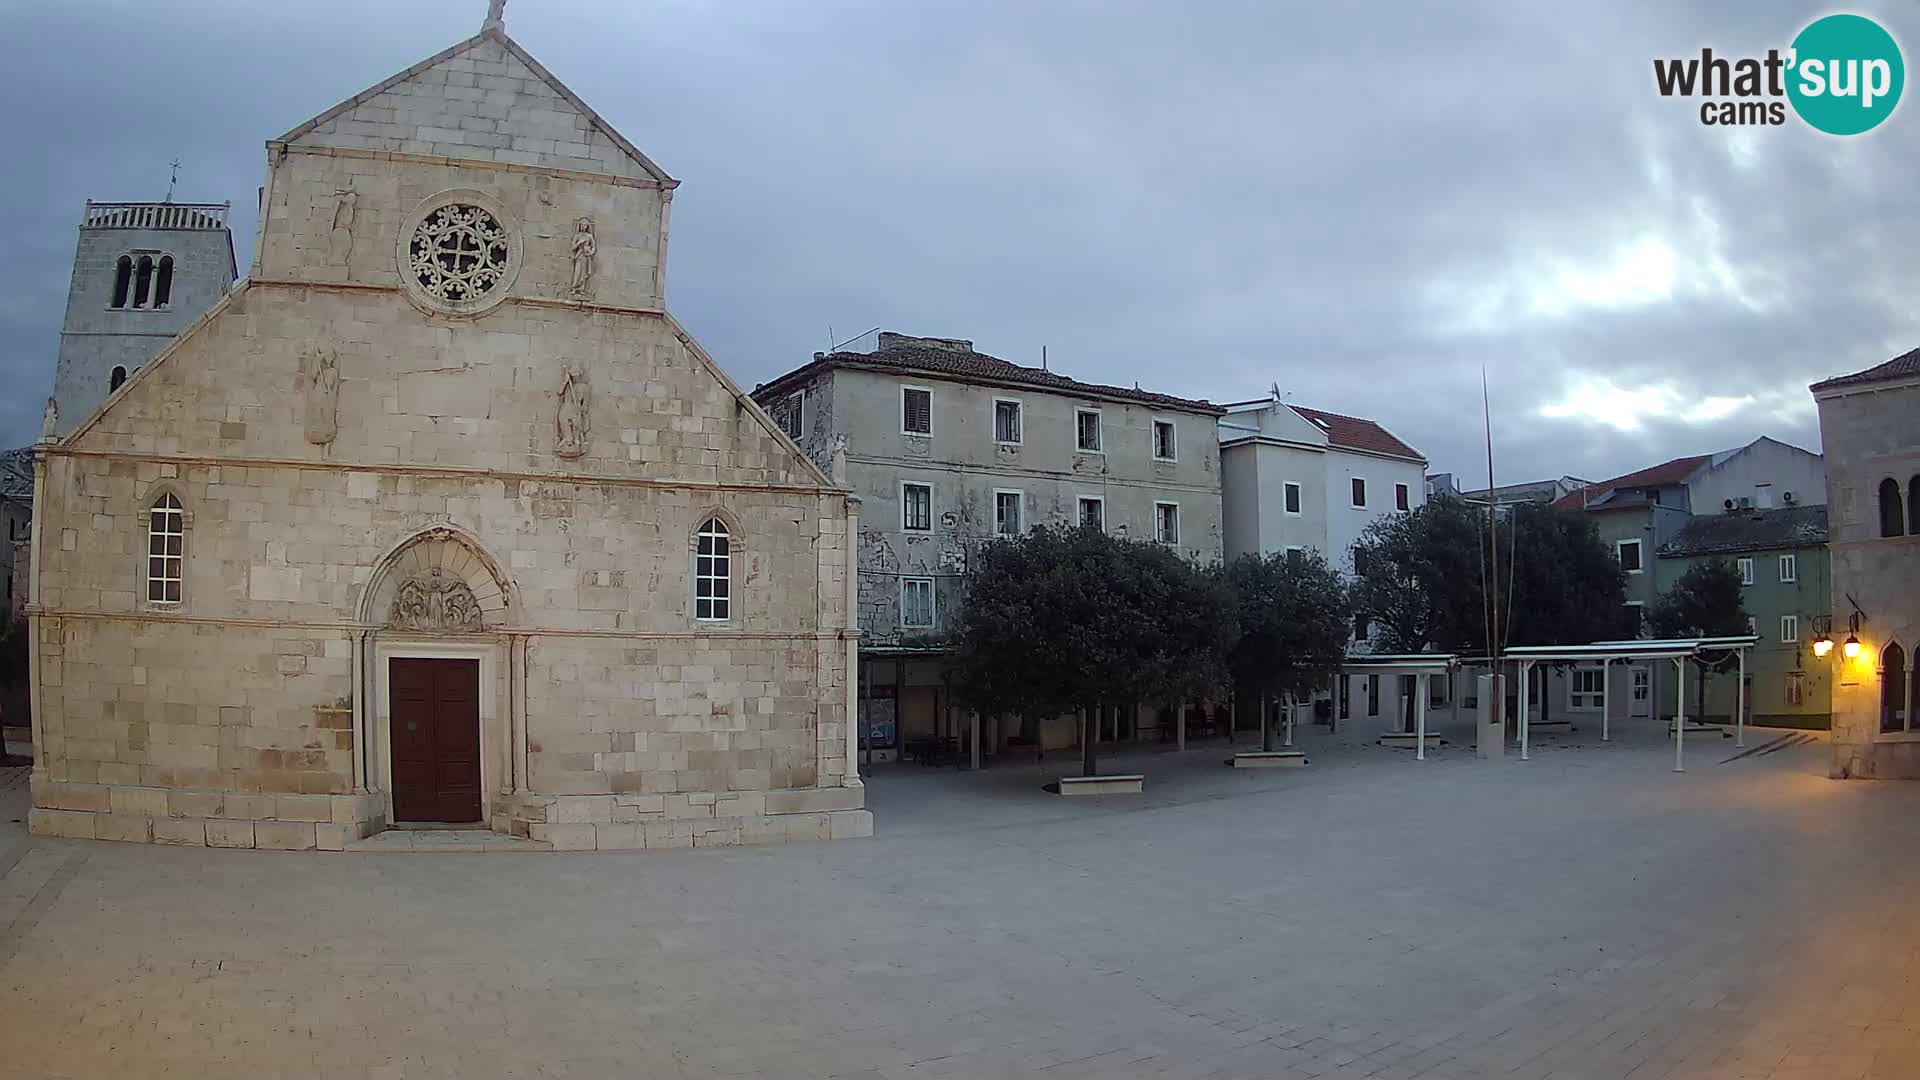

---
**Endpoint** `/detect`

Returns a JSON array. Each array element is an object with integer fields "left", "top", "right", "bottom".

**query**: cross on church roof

[{"left": 483, "top": 0, "right": 506, "bottom": 31}]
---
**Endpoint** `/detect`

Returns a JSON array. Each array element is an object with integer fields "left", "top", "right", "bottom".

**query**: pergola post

[
  {"left": 1283, "top": 693, "right": 1295, "bottom": 748},
  {"left": 1415, "top": 673, "right": 1428, "bottom": 761},
  {"left": 1518, "top": 660, "right": 1531, "bottom": 761},
  {"left": 1735, "top": 649, "right": 1746, "bottom": 748},
  {"left": 1673, "top": 656, "right": 1687, "bottom": 773},
  {"left": 970, "top": 708, "right": 981, "bottom": 771},
  {"left": 1600, "top": 657, "right": 1610, "bottom": 743}
]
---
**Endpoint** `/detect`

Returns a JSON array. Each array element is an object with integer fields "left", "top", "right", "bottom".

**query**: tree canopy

[
  {"left": 1227, "top": 550, "right": 1350, "bottom": 749},
  {"left": 948, "top": 526, "right": 1236, "bottom": 775}
]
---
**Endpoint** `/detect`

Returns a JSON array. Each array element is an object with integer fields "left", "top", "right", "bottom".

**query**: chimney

[{"left": 877, "top": 332, "right": 973, "bottom": 353}]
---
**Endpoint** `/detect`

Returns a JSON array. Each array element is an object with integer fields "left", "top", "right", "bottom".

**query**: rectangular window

[
  {"left": 1352, "top": 546, "right": 1370, "bottom": 576},
  {"left": 1075, "top": 408, "right": 1102, "bottom": 453},
  {"left": 1284, "top": 545, "right": 1305, "bottom": 566},
  {"left": 1778, "top": 554, "right": 1797, "bottom": 583},
  {"left": 1354, "top": 613, "right": 1370, "bottom": 640},
  {"left": 1152, "top": 420, "right": 1177, "bottom": 461},
  {"left": 147, "top": 496, "right": 184, "bottom": 604},
  {"left": 1283, "top": 482, "right": 1302, "bottom": 515},
  {"left": 993, "top": 398, "right": 1023, "bottom": 445},
  {"left": 1780, "top": 614, "right": 1798, "bottom": 643},
  {"left": 994, "top": 490, "right": 1023, "bottom": 536},
  {"left": 1154, "top": 501, "right": 1179, "bottom": 544},
  {"left": 1570, "top": 667, "right": 1604, "bottom": 709},
  {"left": 1625, "top": 600, "right": 1645, "bottom": 636},
  {"left": 1366, "top": 674, "right": 1380, "bottom": 716},
  {"left": 1395, "top": 483, "right": 1410, "bottom": 511},
  {"left": 1351, "top": 477, "right": 1367, "bottom": 508},
  {"left": 1617, "top": 539, "right": 1643, "bottom": 573},
  {"left": 900, "top": 577, "right": 935, "bottom": 629},
  {"left": 901, "top": 386, "right": 932, "bottom": 436},
  {"left": 1736, "top": 557, "right": 1754, "bottom": 585},
  {"left": 776, "top": 391, "right": 805, "bottom": 440},
  {"left": 1632, "top": 666, "right": 1650, "bottom": 701},
  {"left": 1077, "top": 496, "right": 1105, "bottom": 531},
  {"left": 901, "top": 482, "right": 932, "bottom": 532},
  {"left": 1785, "top": 672, "right": 1804, "bottom": 706}
]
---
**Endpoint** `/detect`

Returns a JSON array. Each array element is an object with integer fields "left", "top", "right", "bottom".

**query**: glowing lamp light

[
  {"left": 1812, "top": 636, "right": 1833, "bottom": 659},
  {"left": 1843, "top": 634, "right": 1862, "bottom": 660}
]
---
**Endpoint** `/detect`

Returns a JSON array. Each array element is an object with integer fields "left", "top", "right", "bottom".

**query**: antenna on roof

[
  {"left": 1270, "top": 381, "right": 1281, "bottom": 402},
  {"left": 166, "top": 159, "right": 181, "bottom": 202},
  {"left": 827, "top": 324, "right": 835, "bottom": 354},
  {"left": 1042, "top": 345, "right": 1048, "bottom": 371}
]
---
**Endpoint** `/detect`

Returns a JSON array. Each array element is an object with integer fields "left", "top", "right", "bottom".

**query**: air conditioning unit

[
  {"left": 1723, "top": 498, "right": 1736, "bottom": 511},
  {"left": 1782, "top": 491, "right": 1796, "bottom": 504}
]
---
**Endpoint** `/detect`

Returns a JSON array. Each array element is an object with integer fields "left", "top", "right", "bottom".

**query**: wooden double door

[{"left": 389, "top": 657, "right": 482, "bottom": 823}]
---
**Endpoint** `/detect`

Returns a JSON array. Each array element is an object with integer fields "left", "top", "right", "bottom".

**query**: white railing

[{"left": 83, "top": 201, "right": 230, "bottom": 231}]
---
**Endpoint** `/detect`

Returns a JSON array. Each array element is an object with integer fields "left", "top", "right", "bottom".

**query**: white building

[{"left": 1217, "top": 393, "right": 1428, "bottom": 571}]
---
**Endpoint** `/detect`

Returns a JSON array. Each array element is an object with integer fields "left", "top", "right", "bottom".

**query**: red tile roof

[
  {"left": 1286, "top": 405, "right": 1425, "bottom": 462},
  {"left": 1549, "top": 454, "right": 1712, "bottom": 510},
  {"left": 1811, "top": 346, "right": 1920, "bottom": 392}
]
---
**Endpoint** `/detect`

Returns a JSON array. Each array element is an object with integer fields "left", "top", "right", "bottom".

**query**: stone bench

[
  {"left": 1227, "top": 751, "right": 1309, "bottom": 768},
  {"left": 1047, "top": 774, "right": 1145, "bottom": 796}
]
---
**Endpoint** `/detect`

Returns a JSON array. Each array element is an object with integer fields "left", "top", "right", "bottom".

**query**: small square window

[
  {"left": 1076, "top": 409, "right": 1102, "bottom": 453},
  {"left": 1078, "top": 496, "right": 1105, "bottom": 531},
  {"left": 1778, "top": 554, "right": 1797, "bottom": 583},
  {"left": 902, "top": 482, "right": 932, "bottom": 532},
  {"left": 900, "top": 577, "right": 935, "bottom": 629},
  {"left": 995, "top": 490, "right": 1023, "bottom": 536},
  {"left": 1152, "top": 420, "right": 1176, "bottom": 461},
  {"left": 1395, "top": 483, "right": 1410, "bottom": 511},
  {"left": 1617, "top": 540, "right": 1643, "bottom": 573},
  {"left": 901, "top": 386, "right": 931, "bottom": 436},
  {"left": 994, "top": 399, "right": 1023, "bottom": 445},
  {"left": 1351, "top": 477, "right": 1367, "bottom": 508},
  {"left": 1283, "top": 482, "right": 1302, "bottom": 515},
  {"left": 1737, "top": 557, "right": 1754, "bottom": 585},
  {"left": 1154, "top": 502, "right": 1179, "bottom": 544}
]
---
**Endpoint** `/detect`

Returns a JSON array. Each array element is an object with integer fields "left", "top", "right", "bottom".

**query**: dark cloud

[{"left": 3, "top": 0, "right": 1911, "bottom": 483}]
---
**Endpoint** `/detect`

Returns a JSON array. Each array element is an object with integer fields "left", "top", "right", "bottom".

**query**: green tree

[
  {"left": 1350, "top": 496, "right": 1489, "bottom": 654},
  {"left": 1648, "top": 558, "right": 1751, "bottom": 717},
  {"left": 1504, "top": 505, "right": 1632, "bottom": 646},
  {"left": 949, "top": 526, "right": 1236, "bottom": 776},
  {"left": 1227, "top": 550, "right": 1350, "bottom": 750}
]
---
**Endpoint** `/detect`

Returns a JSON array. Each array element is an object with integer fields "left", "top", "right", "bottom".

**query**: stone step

[{"left": 345, "top": 829, "right": 552, "bottom": 853}]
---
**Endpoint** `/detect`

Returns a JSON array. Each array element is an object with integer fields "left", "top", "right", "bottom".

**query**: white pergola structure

[
  {"left": 1501, "top": 635, "right": 1759, "bottom": 771},
  {"left": 1339, "top": 654, "right": 1458, "bottom": 761}
]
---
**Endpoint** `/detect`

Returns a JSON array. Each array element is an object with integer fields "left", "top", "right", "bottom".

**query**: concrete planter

[
  {"left": 1047, "top": 774, "right": 1145, "bottom": 796},
  {"left": 1227, "top": 751, "right": 1309, "bottom": 768},
  {"left": 1376, "top": 732, "right": 1444, "bottom": 749}
]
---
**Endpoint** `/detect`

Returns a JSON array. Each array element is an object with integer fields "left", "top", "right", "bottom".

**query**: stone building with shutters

[{"left": 23, "top": 7, "right": 868, "bottom": 849}]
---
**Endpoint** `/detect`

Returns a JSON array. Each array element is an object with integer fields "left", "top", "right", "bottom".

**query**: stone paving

[{"left": 0, "top": 716, "right": 1916, "bottom": 1079}]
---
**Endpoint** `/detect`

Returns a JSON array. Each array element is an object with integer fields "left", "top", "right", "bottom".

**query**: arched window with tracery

[
  {"left": 146, "top": 493, "right": 184, "bottom": 604},
  {"left": 693, "top": 517, "right": 731, "bottom": 622},
  {"left": 1883, "top": 641, "right": 1908, "bottom": 734},
  {"left": 1879, "top": 478, "right": 1905, "bottom": 538},
  {"left": 110, "top": 255, "right": 133, "bottom": 308}
]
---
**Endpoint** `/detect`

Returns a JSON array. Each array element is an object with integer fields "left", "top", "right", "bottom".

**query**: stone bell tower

[{"left": 48, "top": 198, "right": 237, "bottom": 435}]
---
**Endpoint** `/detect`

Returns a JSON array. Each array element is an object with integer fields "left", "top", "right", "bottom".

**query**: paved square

[{"left": 0, "top": 718, "right": 1916, "bottom": 1079}]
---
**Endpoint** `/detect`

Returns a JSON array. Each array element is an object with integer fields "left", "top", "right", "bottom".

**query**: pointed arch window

[
  {"left": 1882, "top": 642, "right": 1909, "bottom": 734},
  {"left": 146, "top": 493, "right": 184, "bottom": 604},
  {"left": 110, "top": 255, "right": 133, "bottom": 308},
  {"left": 693, "top": 517, "right": 730, "bottom": 622},
  {"left": 110, "top": 366, "right": 128, "bottom": 391},
  {"left": 1879, "top": 478, "right": 1904, "bottom": 538}
]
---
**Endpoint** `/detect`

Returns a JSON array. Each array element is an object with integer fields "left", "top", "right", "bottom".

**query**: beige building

[
  {"left": 1813, "top": 348, "right": 1920, "bottom": 779},
  {"left": 24, "top": 10, "right": 868, "bottom": 849}
]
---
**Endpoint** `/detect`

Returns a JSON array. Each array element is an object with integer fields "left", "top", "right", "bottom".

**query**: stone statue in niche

[
  {"left": 568, "top": 217, "right": 596, "bottom": 296},
  {"left": 39, "top": 397, "right": 57, "bottom": 442},
  {"left": 389, "top": 567, "right": 485, "bottom": 633},
  {"left": 297, "top": 347, "right": 341, "bottom": 446},
  {"left": 327, "top": 188, "right": 357, "bottom": 266},
  {"left": 554, "top": 365, "right": 591, "bottom": 458},
  {"left": 830, "top": 433, "right": 849, "bottom": 485}
]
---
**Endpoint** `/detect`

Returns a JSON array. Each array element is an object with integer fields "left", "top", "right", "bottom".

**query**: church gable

[{"left": 280, "top": 30, "right": 672, "bottom": 184}]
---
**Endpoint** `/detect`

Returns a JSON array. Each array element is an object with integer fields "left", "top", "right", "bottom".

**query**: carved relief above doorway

[{"left": 388, "top": 568, "right": 485, "bottom": 633}]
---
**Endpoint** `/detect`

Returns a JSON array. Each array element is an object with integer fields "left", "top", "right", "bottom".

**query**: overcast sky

[{"left": 2, "top": 0, "right": 1913, "bottom": 483}]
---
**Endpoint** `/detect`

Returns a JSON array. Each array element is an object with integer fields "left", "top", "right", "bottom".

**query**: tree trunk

[
  {"left": 1260, "top": 691, "right": 1273, "bottom": 752},
  {"left": 1081, "top": 703, "right": 1098, "bottom": 777}
]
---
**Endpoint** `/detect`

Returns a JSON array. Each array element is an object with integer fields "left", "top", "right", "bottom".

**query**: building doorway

[
  {"left": 389, "top": 657, "right": 482, "bottom": 823},
  {"left": 1630, "top": 664, "right": 1651, "bottom": 718}
]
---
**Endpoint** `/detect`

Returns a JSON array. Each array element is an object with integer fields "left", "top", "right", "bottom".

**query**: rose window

[{"left": 407, "top": 204, "right": 510, "bottom": 304}]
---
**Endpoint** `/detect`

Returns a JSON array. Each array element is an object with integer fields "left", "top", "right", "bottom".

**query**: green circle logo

[{"left": 1787, "top": 14, "right": 1904, "bottom": 135}]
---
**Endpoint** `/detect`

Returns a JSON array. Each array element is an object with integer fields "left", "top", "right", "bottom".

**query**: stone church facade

[{"left": 24, "top": 15, "right": 868, "bottom": 849}]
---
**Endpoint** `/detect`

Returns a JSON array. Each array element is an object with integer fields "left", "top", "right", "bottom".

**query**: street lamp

[{"left": 1841, "top": 611, "right": 1863, "bottom": 660}]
